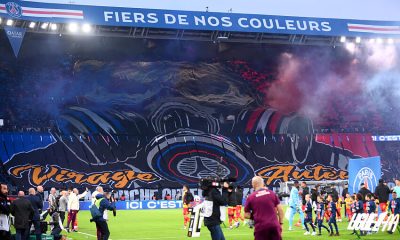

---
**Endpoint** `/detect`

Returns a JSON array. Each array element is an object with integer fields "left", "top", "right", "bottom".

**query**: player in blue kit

[
  {"left": 303, "top": 194, "right": 316, "bottom": 235},
  {"left": 327, "top": 194, "right": 339, "bottom": 236},
  {"left": 365, "top": 194, "right": 376, "bottom": 214},
  {"left": 316, "top": 196, "right": 330, "bottom": 236},
  {"left": 355, "top": 194, "right": 364, "bottom": 214},
  {"left": 350, "top": 193, "right": 365, "bottom": 235},
  {"left": 388, "top": 192, "right": 400, "bottom": 215}
]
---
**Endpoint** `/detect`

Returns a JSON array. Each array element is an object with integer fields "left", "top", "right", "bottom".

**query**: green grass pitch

[{"left": 61, "top": 207, "right": 400, "bottom": 240}]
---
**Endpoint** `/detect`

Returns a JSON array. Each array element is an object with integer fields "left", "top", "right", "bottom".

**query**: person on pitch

[
  {"left": 244, "top": 176, "right": 284, "bottom": 240},
  {"left": 92, "top": 191, "right": 116, "bottom": 240},
  {"left": 235, "top": 186, "right": 245, "bottom": 226},
  {"left": 67, "top": 188, "right": 88, "bottom": 232},
  {"left": 365, "top": 194, "right": 376, "bottom": 214},
  {"left": 182, "top": 185, "right": 194, "bottom": 229},
  {"left": 358, "top": 183, "right": 371, "bottom": 209},
  {"left": 344, "top": 193, "right": 353, "bottom": 221},
  {"left": 392, "top": 179, "right": 400, "bottom": 198},
  {"left": 351, "top": 193, "right": 364, "bottom": 235},
  {"left": 26, "top": 188, "right": 43, "bottom": 240},
  {"left": 10, "top": 191, "right": 34, "bottom": 240},
  {"left": 227, "top": 185, "right": 239, "bottom": 229},
  {"left": 335, "top": 196, "right": 342, "bottom": 222},
  {"left": 303, "top": 194, "right": 316, "bottom": 235},
  {"left": 327, "top": 194, "right": 339, "bottom": 236},
  {"left": 316, "top": 196, "right": 330, "bottom": 236},
  {"left": 361, "top": 193, "right": 376, "bottom": 235},
  {"left": 202, "top": 180, "right": 229, "bottom": 240},
  {"left": 375, "top": 179, "right": 390, "bottom": 213},
  {"left": 388, "top": 192, "right": 400, "bottom": 215},
  {"left": 0, "top": 183, "right": 11, "bottom": 240},
  {"left": 288, "top": 180, "right": 305, "bottom": 230}
]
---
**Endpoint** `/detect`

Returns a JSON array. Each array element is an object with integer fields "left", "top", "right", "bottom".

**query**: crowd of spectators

[
  {"left": 0, "top": 183, "right": 116, "bottom": 240},
  {"left": 376, "top": 141, "right": 400, "bottom": 181},
  {"left": 0, "top": 58, "right": 399, "bottom": 133}
]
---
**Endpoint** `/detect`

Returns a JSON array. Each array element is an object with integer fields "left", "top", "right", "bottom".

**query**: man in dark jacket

[
  {"left": 341, "top": 185, "right": 348, "bottom": 199},
  {"left": 202, "top": 181, "right": 229, "bottom": 240},
  {"left": 26, "top": 188, "right": 43, "bottom": 240},
  {"left": 375, "top": 179, "right": 391, "bottom": 212},
  {"left": 92, "top": 192, "right": 116, "bottom": 240},
  {"left": 36, "top": 186, "right": 46, "bottom": 219},
  {"left": 10, "top": 191, "right": 34, "bottom": 240},
  {"left": 310, "top": 185, "right": 319, "bottom": 204},
  {"left": 358, "top": 183, "right": 372, "bottom": 202},
  {"left": 301, "top": 182, "right": 309, "bottom": 205},
  {"left": 0, "top": 183, "right": 11, "bottom": 240}
]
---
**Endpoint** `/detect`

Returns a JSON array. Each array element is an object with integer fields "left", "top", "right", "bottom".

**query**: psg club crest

[
  {"left": 146, "top": 133, "right": 254, "bottom": 186},
  {"left": 352, "top": 167, "right": 378, "bottom": 193},
  {"left": 6, "top": 2, "right": 23, "bottom": 18}
]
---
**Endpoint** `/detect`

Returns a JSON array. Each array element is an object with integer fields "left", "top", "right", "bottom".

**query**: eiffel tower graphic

[
  {"left": 178, "top": 156, "right": 230, "bottom": 179},
  {"left": 363, "top": 176, "right": 369, "bottom": 189}
]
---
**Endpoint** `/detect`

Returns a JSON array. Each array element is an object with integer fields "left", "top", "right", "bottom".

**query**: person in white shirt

[
  {"left": 48, "top": 188, "right": 57, "bottom": 212},
  {"left": 66, "top": 188, "right": 88, "bottom": 232}
]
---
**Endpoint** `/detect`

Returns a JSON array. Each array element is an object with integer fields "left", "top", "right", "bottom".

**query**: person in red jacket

[{"left": 244, "top": 176, "right": 284, "bottom": 240}]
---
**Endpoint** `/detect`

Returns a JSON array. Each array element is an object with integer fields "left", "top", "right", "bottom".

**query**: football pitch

[{"left": 63, "top": 208, "right": 400, "bottom": 240}]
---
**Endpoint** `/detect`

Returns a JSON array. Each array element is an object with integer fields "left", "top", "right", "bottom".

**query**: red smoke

[{"left": 230, "top": 44, "right": 400, "bottom": 130}]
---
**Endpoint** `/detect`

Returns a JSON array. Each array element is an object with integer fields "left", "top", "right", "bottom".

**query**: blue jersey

[
  {"left": 355, "top": 200, "right": 364, "bottom": 214},
  {"left": 305, "top": 200, "right": 313, "bottom": 219},
  {"left": 289, "top": 187, "right": 300, "bottom": 208},
  {"left": 316, "top": 202, "right": 325, "bottom": 220},
  {"left": 389, "top": 198, "right": 400, "bottom": 215},
  {"left": 327, "top": 201, "right": 336, "bottom": 218},
  {"left": 366, "top": 200, "right": 376, "bottom": 214}
]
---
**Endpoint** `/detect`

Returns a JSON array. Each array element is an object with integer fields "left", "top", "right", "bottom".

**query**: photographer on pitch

[
  {"left": 201, "top": 178, "right": 229, "bottom": 240},
  {"left": 91, "top": 191, "right": 116, "bottom": 240}
]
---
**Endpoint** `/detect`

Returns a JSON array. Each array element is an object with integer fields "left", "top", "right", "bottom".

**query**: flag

[
  {"left": 4, "top": 27, "right": 26, "bottom": 57},
  {"left": 348, "top": 156, "right": 381, "bottom": 194}
]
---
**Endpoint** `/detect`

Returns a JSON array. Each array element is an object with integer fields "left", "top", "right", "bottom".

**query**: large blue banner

[
  {"left": 348, "top": 156, "right": 381, "bottom": 194},
  {"left": 44, "top": 200, "right": 184, "bottom": 210},
  {"left": 1, "top": 1, "right": 400, "bottom": 37}
]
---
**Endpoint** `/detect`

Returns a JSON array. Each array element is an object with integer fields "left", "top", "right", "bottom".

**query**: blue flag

[
  {"left": 348, "top": 156, "right": 381, "bottom": 194},
  {"left": 4, "top": 27, "right": 26, "bottom": 57}
]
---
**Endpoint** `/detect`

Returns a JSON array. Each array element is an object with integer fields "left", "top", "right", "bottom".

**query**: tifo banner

[
  {"left": 1, "top": 131, "right": 378, "bottom": 189},
  {"left": 4, "top": 26, "right": 26, "bottom": 57},
  {"left": 0, "top": 49, "right": 382, "bottom": 190},
  {"left": 348, "top": 156, "right": 381, "bottom": 194},
  {"left": 0, "top": 0, "right": 400, "bottom": 37}
]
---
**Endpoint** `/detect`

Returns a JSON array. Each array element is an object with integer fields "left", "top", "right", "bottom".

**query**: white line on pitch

[
  {"left": 115, "top": 233, "right": 251, "bottom": 240},
  {"left": 116, "top": 237, "right": 177, "bottom": 240},
  {"left": 74, "top": 231, "right": 113, "bottom": 240}
]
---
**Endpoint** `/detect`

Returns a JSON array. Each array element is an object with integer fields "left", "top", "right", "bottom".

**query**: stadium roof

[{"left": 0, "top": 0, "right": 399, "bottom": 46}]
